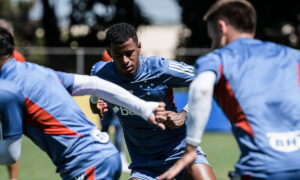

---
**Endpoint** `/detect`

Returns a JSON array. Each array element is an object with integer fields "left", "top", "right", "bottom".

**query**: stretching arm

[
  {"left": 186, "top": 71, "right": 216, "bottom": 146},
  {"left": 72, "top": 75, "right": 159, "bottom": 121}
]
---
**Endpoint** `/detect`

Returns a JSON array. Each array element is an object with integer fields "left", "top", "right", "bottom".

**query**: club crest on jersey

[
  {"left": 266, "top": 131, "right": 300, "bottom": 152},
  {"left": 112, "top": 105, "right": 136, "bottom": 116},
  {"left": 90, "top": 129, "right": 109, "bottom": 143}
]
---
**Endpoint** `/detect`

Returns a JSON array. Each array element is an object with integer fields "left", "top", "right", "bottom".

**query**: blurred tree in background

[
  {"left": 1, "top": 0, "right": 300, "bottom": 69},
  {"left": 0, "top": 0, "right": 38, "bottom": 47},
  {"left": 177, "top": 0, "right": 300, "bottom": 64},
  {"left": 41, "top": 0, "right": 149, "bottom": 72},
  {"left": 0, "top": 0, "right": 148, "bottom": 72}
]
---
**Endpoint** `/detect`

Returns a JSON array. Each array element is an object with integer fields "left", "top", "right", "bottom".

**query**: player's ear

[{"left": 218, "top": 19, "right": 228, "bottom": 35}]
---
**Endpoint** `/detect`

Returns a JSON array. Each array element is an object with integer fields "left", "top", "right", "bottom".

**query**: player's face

[
  {"left": 207, "top": 21, "right": 222, "bottom": 49},
  {"left": 109, "top": 38, "right": 141, "bottom": 78}
]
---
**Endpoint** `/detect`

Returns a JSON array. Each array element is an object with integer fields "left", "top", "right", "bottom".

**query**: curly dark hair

[
  {"left": 106, "top": 23, "right": 138, "bottom": 46},
  {"left": 0, "top": 27, "right": 14, "bottom": 61}
]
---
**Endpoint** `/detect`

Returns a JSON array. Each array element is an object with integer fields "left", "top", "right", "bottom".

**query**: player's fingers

[
  {"left": 157, "top": 122, "right": 166, "bottom": 130},
  {"left": 155, "top": 114, "right": 168, "bottom": 123},
  {"left": 158, "top": 102, "right": 166, "bottom": 108},
  {"left": 154, "top": 102, "right": 166, "bottom": 112},
  {"left": 98, "top": 103, "right": 107, "bottom": 107},
  {"left": 149, "top": 114, "right": 166, "bottom": 130},
  {"left": 155, "top": 111, "right": 167, "bottom": 115},
  {"left": 97, "top": 100, "right": 105, "bottom": 104},
  {"left": 165, "top": 120, "right": 176, "bottom": 129}
]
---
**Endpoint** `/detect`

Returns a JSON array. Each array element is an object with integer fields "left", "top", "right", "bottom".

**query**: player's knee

[
  {"left": 186, "top": 163, "right": 216, "bottom": 180},
  {"left": 129, "top": 178, "right": 142, "bottom": 180}
]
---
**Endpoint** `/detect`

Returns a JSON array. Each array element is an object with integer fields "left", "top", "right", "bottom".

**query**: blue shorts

[
  {"left": 129, "top": 149, "right": 209, "bottom": 180},
  {"left": 71, "top": 153, "right": 122, "bottom": 180}
]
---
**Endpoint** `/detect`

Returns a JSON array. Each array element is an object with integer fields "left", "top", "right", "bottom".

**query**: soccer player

[
  {"left": 0, "top": 79, "right": 23, "bottom": 166},
  {"left": 159, "top": 0, "right": 300, "bottom": 179},
  {"left": 91, "top": 23, "right": 216, "bottom": 180},
  {"left": 90, "top": 49, "right": 130, "bottom": 173},
  {"left": 0, "top": 18, "right": 25, "bottom": 180},
  {"left": 0, "top": 27, "right": 165, "bottom": 180}
]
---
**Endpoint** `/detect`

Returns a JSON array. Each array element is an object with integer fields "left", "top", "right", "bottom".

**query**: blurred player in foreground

[
  {"left": 90, "top": 49, "right": 130, "bottom": 173},
  {"left": 0, "top": 79, "right": 23, "bottom": 167},
  {"left": 0, "top": 18, "right": 26, "bottom": 180},
  {"left": 0, "top": 18, "right": 25, "bottom": 62},
  {"left": 0, "top": 27, "right": 165, "bottom": 180},
  {"left": 91, "top": 22, "right": 216, "bottom": 180},
  {"left": 159, "top": 0, "right": 300, "bottom": 179}
]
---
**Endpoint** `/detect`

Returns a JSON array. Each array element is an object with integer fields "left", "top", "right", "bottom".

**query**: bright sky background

[
  {"left": 135, "top": 0, "right": 181, "bottom": 24},
  {"left": 29, "top": 0, "right": 182, "bottom": 26}
]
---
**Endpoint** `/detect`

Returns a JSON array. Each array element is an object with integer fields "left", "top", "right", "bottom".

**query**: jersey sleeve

[
  {"left": 55, "top": 71, "right": 75, "bottom": 93},
  {"left": 90, "top": 61, "right": 108, "bottom": 103},
  {"left": 91, "top": 61, "right": 107, "bottom": 76},
  {"left": 156, "top": 57, "right": 195, "bottom": 87},
  {"left": 194, "top": 50, "right": 222, "bottom": 83},
  {"left": 0, "top": 88, "right": 24, "bottom": 140}
]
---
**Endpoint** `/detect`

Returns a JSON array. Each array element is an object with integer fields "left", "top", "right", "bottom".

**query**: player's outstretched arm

[
  {"left": 158, "top": 144, "right": 197, "bottom": 180},
  {"left": 158, "top": 71, "right": 216, "bottom": 179},
  {"left": 71, "top": 74, "right": 166, "bottom": 129}
]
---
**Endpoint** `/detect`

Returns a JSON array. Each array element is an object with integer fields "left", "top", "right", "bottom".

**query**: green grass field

[{"left": 0, "top": 133, "right": 239, "bottom": 180}]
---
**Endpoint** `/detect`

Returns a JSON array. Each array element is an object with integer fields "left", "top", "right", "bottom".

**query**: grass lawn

[{"left": 0, "top": 133, "right": 239, "bottom": 180}]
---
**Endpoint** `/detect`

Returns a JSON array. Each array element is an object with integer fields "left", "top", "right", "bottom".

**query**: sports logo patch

[
  {"left": 112, "top": 105, "right": 136, "bottom": 116},
  {"left": 266, "top": 131, "right": 300, "bottom": 152},
  {"left": 90, "top": 129, "right": 109, "bottom": 143}
]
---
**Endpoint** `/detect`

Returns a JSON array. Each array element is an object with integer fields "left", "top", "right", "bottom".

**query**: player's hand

[
  {"left": 158, "top": 144, "right": 197, "bottom": 180},
  {"left": 164, "top": 110, "right": 187, "bottom": 129},
  {"left": 148, "top": 102, "right": 167, "bottom": 130},
  {"left": 96, "top": 100, "right": 108, "bottom": 119}
]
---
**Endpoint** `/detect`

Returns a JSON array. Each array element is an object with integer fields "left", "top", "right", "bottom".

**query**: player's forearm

[
  {"left": 0, "top": 138, "right": 21, "bottom": 165},
  {"left": 72, "top": 75, "right": 157, "bottom": 120},
  {"left": 186, "top": 71, "right": 216, "bottom": 146}
]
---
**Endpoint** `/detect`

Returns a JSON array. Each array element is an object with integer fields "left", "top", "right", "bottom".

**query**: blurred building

[{"left": 137, "top": 24, "right": 189, "bottom": 59}]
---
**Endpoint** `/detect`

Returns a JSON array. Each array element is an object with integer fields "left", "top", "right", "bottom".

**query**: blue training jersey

[
  {"left": 92, "top": 56, "right": 195, "bottom": 168},
  {"left": 195, "top": 38, "right": 300, "bottom": 178},
  {"left": 0, "top": 59, "right": 117, "bottom": 178},
  {"left": 0, "top": 79, "right": 24, "bottom": 140}
]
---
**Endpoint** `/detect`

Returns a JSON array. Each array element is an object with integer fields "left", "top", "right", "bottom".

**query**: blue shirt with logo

[
  {"left": 92, "top": 56, "right": 197, "bottom": 168},
  {"left": 1, "top": 59, "right": 117, "bottom": 179},
  {"left": 195, "top": 38, "right": 300, "bottom": 178}
]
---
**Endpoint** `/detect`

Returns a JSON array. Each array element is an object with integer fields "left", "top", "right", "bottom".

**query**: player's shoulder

[
  {"left": 0, "top": 79, "right": 21, "bottom": 92},
  {"left": 141, "top": 56, "right": 193, "bottom": 75},
  {"left": 141, "top": 56, "right": 171, "bottom": 70},
  {"left": 91, "top": 61, "right": 113, "bottom": 75},
  {"left": 0, "top": 79, "right": 23, "bottom": 101}
]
